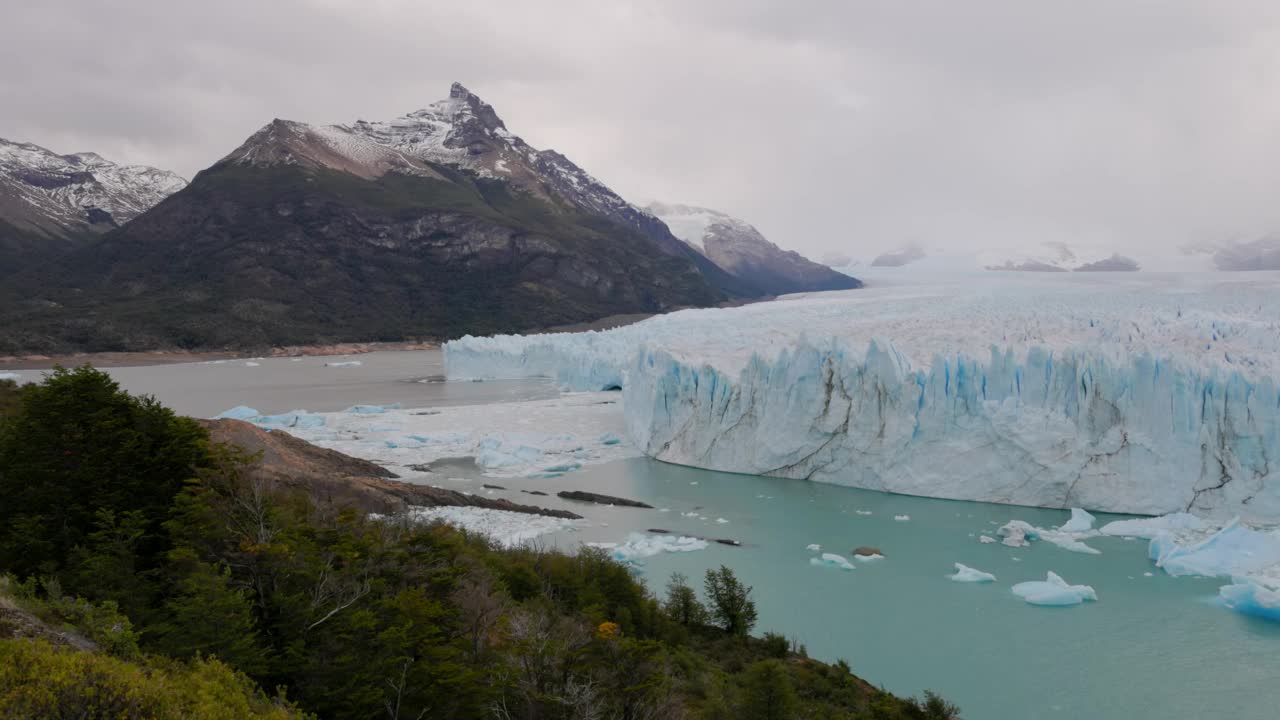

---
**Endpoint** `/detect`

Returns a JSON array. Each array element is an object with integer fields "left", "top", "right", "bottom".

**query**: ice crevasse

[{"left": 446, "top": 276, "right": 1280, "bottom": 520}]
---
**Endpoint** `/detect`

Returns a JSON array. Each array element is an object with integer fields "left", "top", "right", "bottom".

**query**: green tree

[
  {"left": 148, "top": 558, "right": 269, "bottom": 675},
  {"left": 703, "top": 566, "right": 757, "bottom": 637},
  {"left": 740, "top": 660, "right": 798, "bottom": 720},
  {"left": 0, "top": 365, "right": 209, "bottom": 586},
  {"left": 664, "top": 572, "right": 708, "bottom": 626}
]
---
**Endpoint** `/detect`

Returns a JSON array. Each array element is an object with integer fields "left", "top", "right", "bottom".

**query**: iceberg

[
  {"left": 1151, "top": 519, "right": 1280, "bottom": 578},
  {"left": 1098, "top": 513, "right": 1206, "bottom": 539},
  {"left": 810, "top": 552, "right": 857, "bottom": 571},
  {"left": 949, "top": 563, "right": 997, "bottom": 583},
  {"left": 998, "top": 519, "right": 1100, "bottom": 554},
  {"left": 1219, "top": 580, "right": 1280, "bottom": 622},
  {"left": 1058, "top": 508, "right": 1097, "bottom": 533},
  {"left": 588, "top": 532, "right": 709, "bottom": 571},
  {"left": 997, "top": 521, "right": 1037, "bottom": 548},
  {"left": 1011, "top": 571, "right": 1098, "bottom": 606},
  {"left": 215, "top": 405, "right": 261, "bottom": 421},
  {"left": 446, "top": 274, "right": 1280, "bottom": 519}
]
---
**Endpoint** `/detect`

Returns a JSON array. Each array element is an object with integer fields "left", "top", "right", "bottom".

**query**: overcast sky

[{"left": 5, "top": 0, "right": 1280, "bottom": 260}]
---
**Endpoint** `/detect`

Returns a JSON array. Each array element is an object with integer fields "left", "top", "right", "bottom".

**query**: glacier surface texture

[{"left": 445, "top": 273, "right": 1280, "bottom": 520}]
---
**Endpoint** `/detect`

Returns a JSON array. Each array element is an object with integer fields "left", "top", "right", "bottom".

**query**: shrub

[{"left": 0, "top": 639, "right": 307, "bottom": 719}]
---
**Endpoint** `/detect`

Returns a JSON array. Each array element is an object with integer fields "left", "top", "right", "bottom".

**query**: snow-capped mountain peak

[
  {"left": 220, "top": 83, "right": 692, "bottom": 257},
  {"left": 0, "top": 136, "right": 186, "bottom": 239},
  {"left": 645, "top": 201, "right": 860, "bottom": 294}
]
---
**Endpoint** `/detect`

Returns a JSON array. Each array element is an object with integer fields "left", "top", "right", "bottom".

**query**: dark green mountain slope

[{"left": 0, "top": 160, "right": 725, "bottom": 353}]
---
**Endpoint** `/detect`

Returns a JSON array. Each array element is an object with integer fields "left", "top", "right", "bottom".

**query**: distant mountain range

[
  {"left": 0, "top": 83, "right": 853, "bottom": 353},
  {"left": 0, "top": 139, "right": 185, "bottom": 276},
  {"left": 826, "top": 239, "right": 1280, "bottom": 275},
  {"left": 644, "top": 202, "right": 858, "bottom": 295}
]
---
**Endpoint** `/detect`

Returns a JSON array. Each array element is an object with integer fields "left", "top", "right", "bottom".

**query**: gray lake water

[
  {"left": 9, "top": 350, "right": 555, "bottom": 418},
  {"left": 14, "top": 353, "right": 1275, "bottom": 719}
]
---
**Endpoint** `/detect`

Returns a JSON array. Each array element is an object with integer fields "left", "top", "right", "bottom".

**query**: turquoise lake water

[{"left": 499, "top": 458, "right": 1280, "bottom": 720}]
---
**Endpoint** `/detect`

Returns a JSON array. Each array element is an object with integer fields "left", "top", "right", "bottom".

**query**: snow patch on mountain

[{"left": 0, "top": 137, "right": 186, "bottom": 236}]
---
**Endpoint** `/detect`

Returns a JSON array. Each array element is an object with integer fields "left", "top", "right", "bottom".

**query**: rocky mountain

[
  {"left": 0, "top": 84, "right": 749, "bottom": 353},
  {"left": 644, "top": 201, "right": 860, "bottom": 295},
  {"left": 0, "top": 138, "right": 185, "bottom": 275}
]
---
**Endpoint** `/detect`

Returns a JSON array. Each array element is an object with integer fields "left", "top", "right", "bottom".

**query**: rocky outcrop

[
  {"left": 556, "top": 490, "right": 653, "bottom": 508},
  {"left": 201, "top": 419, "right": 580, "bottom": 519}
]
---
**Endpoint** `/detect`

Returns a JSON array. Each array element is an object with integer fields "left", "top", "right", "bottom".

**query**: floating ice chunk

[
  {"left": 715, "top": 517, "right": 729, "bottom": 524},
  {"left": 998, "top": 521, "right": 1038, "bottom": 547},
  {"left": 1037, "top": 530, "right": 1102, "bottom": 555},
  {"left": 326, "top": 360, "right": 363, "bottom": 367},
  {"left": 594, "top": 533, "right": 709, "bottom": 571},
  {"left": 344, "top": 403, "right": 403, "bottom": 414},
  {"left": 854, "top": 553, "right": 884, "bottom": 562},
  {"left": 244, "top": 361, "right": 260, "bottom": 367},
  {"left": 1219, "top": 580, "right": 1280, "bottom": 622},
  {"left": 1059, "top": 508, "right": 1097, "bottom": 533},
  {"left": 894, "top": 514, "right": 910, "bottom": 522},
  {"left": 1011, "top": 572, "right": 1098, "bottom": 606},
  {"left": 949, "top": 563, "right": 996, "bottom": 583},
  {"left": 1143, "top": 572, "right": 1153, "bottom": 577},
  {"left": 1098, "top": 513, "right": 1206, "bottom": 539},
  {"left": 806, "top": 543, "right": 822, "bottom": 552},
  {"left": 810, "top": 553, "right": 856, "bottom": 571},
  {"left": 998, "top": 520, "right": 1100, "bottom": 554},
  {"left": 215, "top": 405, "right": 261, "bottom": 421},
  {"left": 855, "top": 510, "right": 873, "bottom": 516},
  {"left": 979, "top": 535, "right": 997, "bottom": 544},
  {"left": 1153, "top": 519, "right": 1280, "bottom": 578}
]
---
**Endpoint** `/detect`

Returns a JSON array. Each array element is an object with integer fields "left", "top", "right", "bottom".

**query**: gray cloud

[{"left": 5, "top": 0, "right": 1280, "bottom": 260}]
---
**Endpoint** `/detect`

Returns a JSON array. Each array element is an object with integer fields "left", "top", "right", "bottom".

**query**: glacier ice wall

[
  {"left": 446, "top": 274, "right": 1280, "bottom": 519},
  {"left": 625, "top": 340, "right": 1279, "bottom": 519}
]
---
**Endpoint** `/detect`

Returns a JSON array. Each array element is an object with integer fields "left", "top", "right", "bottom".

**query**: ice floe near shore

[
  {"left": 408, "top": 506, "right": 581, "bottom": 547},
  {"left": 587, "top": 533, "right": 709, "bottom": 572},
  {"left": 213, "top": 392, "right": 637, "bottom": 479}
]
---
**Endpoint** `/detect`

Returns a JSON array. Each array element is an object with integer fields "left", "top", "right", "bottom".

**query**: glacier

[{"left": 445, "top": 273, "right": 1280, "bottom": 520}]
